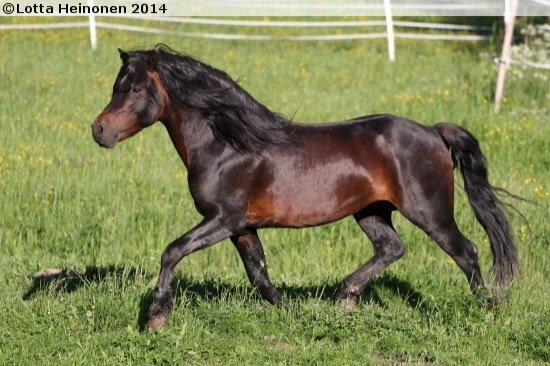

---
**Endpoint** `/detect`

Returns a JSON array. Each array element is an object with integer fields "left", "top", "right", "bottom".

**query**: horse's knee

[
  {"left": 161, "top": 245, "right": 181, "bottom": 269},
  {"left": 374, "top": 236, "right": 405, "bottom": 261},
  {"left": 383, "top": 241, "right": 406, "bottom": 261}
]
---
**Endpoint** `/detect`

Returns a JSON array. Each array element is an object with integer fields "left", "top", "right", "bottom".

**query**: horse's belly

[
  {"left": 247, "top": 173, "right": 380, "bottom": 228},
  {"left": 278, "top": 190, "right": 371, "bottom": 227}
]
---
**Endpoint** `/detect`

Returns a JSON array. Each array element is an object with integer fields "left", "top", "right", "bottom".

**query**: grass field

[{"left": 0, "top": 18, "right": 548, "bottom": 365}]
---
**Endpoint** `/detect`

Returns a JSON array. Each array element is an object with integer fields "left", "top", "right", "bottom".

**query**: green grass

[{"left": 0, "top": 18, "right": 548, "bottom": 365}]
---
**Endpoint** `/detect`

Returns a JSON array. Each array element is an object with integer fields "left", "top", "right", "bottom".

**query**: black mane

[{"left": 123, "top": 44, "right": 291, "bottom": 152}]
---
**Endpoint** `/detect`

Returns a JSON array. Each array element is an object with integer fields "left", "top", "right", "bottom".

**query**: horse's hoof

[
  {"left": 147, "top": 315, "right": 169, "bottom": 331},
  {"left": 337, "top": 297, "right": 358, "bottom": 310}
]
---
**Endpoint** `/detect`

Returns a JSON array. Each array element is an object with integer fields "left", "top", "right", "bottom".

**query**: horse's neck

[{"left": 161, "top": 107, "right": 216, "bottom": 169}]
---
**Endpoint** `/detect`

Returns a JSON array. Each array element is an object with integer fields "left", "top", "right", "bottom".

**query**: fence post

[
  {"left": 494, "top": 0, "right": 518, "bottom": 112},
  {"left": 87, "top": 0, "right": 97, "bottom": 49},
  {"left": 384, "top": 0, "right": 395, "bottom": 62}
]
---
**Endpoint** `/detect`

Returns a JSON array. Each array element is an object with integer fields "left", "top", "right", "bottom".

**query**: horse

[{"left": 91, "top": 45, "right": 518, "bottom": 331}]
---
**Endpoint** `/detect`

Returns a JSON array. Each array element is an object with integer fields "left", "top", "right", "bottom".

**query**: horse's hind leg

[
  {"left": 409, "top": 216, "right": 487, "bottom": 299},
  {"left": 335, "top": 207, "right": 406, "bottom": 308},
  {"left": 231, "top": 230, "right": 283, "bottom": 306},
  {"left": 397, "top": 170, "right": 487, "bottom": 300}
]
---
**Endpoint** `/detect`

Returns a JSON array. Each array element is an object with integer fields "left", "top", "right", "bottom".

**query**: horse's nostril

[{"left": 98, "top": 124, "right": 104, "bottom": 135}]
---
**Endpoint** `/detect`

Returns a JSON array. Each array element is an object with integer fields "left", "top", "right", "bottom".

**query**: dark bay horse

[{"left": 92, "top": 45, "right": 517, "bottom": 331}]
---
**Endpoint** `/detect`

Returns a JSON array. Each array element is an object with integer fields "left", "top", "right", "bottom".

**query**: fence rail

[
  {"left": 109, "top": 16, "right": 492, "bottom": 31},
  {"left": 0, "top": 22, "right": 90, "bottom": 30},
  {"left": 88, "top": 21, "right": 490, "bottom": 42},
  {"left": 0, "top": 17, "right": 492, "bottom": 44}
]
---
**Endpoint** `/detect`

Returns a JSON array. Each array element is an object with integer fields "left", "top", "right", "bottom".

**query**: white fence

[
  {"left": 1, "top": 9, "right": 493, "bottom": 58},
  {"left": 0, "top": 17, "right": 493, "bottom": 47},
  {"left": 1, "top": 1, "right": 548, "bottom": 111}
]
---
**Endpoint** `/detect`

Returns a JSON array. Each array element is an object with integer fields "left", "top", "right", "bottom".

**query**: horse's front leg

[
  {"left": 147, "top": 216, "right": 234, "bottom": 331},
  {"left": 231, "top": 230, "right": 282, "bottom": 306}
]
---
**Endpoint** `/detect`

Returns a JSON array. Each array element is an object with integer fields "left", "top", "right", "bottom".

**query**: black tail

[{"left": 435, "top": 123, "right": 518, "bottom": 289}]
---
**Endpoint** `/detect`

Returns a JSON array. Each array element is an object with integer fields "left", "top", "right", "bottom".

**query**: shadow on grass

[
  {"left": 136, "top": 272, "right": 431, "bottom": 331},
  {"left": 22, "top": 265, "right": 138, "bottom": 300},
  {"left": 23, "top": 265, "right": 431, "bottom": 331},
  {"left": 280, "top": 274, "right": 429, "bottom": 310}
]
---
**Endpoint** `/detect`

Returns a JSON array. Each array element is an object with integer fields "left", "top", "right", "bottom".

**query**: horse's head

[{"left": 92, "top": 49, "right": 168, "bottom": 148}]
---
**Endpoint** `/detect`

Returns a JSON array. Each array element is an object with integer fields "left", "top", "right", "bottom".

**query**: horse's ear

[{"left": 118, "top": 48, "right": 128, "bottom": 62}]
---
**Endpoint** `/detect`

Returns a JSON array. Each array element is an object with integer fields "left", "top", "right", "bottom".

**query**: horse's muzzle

[{"left": 91, "top": 120, "right": 116, "bottom": 148}]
